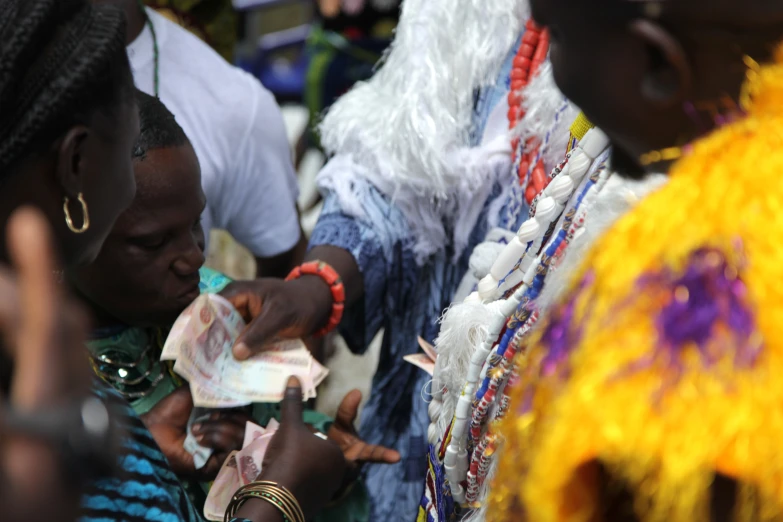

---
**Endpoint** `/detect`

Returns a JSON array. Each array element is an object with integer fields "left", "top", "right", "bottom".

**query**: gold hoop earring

[{"left": 63, "top": 193, "right": 90, "bottom": 234}]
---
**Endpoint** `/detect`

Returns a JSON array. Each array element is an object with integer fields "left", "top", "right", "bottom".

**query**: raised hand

[
  {"left": 0, "top": 208, "right": 110, "bottom": 522},
  {"left": 328, "top": 389, "right": 401, "bottom": 467}
]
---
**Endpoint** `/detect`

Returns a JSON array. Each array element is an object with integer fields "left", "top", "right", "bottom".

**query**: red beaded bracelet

[{"left": 285, "top": 260, "right": 346, "bottom": 337}]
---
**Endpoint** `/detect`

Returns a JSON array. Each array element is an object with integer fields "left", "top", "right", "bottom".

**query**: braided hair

[{"left": 0, "top": 0, "right": 133, "bottom": 172}]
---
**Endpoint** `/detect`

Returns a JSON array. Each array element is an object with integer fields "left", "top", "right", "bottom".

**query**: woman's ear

[
  {"left": 55, "top": 126, "right": 90, "bottom": 197},
  {"left": 629, "top": 19, "right": 692, "bottom": 107}
]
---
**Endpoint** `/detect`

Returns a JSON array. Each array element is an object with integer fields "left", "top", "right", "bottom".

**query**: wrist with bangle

[
  {"left": 225, "top": 481, "right": 305, "bottom": 522},
  {"left": 285, "top": 261, "right": 345, "bottom": 337}
]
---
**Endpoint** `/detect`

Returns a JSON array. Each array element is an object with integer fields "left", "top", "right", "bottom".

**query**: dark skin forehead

[{"left": 114, "top": 143, "right": 205, "bottom": 239}]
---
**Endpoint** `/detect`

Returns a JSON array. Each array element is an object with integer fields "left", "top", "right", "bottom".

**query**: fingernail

[
  {"left": 192, "top": 424, "right": 202, "bottom": 433},
  {"left": 286, "top": 376, "right": 301, "bottom": 388},
  {"left": 234, "top": 342, "right": 250, "bottom": 360}
]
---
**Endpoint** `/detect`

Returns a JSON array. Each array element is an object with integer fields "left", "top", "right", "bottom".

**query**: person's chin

[
  {"left": 610, "top": 147, "right": 650, "bottom": 181},
  {"left": 178, "top": 285, "right": 201, "bottom": 306}
]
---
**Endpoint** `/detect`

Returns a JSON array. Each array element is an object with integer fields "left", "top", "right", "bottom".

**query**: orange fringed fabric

[{"left": 488, "top": 45, "right": 783, "bottom": 522}]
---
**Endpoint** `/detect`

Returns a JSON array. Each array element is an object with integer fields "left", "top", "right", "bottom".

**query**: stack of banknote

[
  {"left": 161, "top": 293, "right": 329, "bottom": 407},
  {"left": 203, "top": 419, "right": 280, "bottom": 521},
  {"left": 162, "top": 293, "right": 328, "bottom": 469}
]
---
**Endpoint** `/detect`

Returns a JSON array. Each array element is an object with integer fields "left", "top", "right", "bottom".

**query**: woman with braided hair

[{"left": 0, "top": 1, "right": 348, "bottom": 521}]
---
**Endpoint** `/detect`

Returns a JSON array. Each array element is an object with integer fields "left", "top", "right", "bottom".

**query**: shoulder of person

[{"left": 152, "top": 10, "right": 276, "bottom": 133}]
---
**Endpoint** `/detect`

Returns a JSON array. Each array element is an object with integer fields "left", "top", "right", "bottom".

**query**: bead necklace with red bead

[{"left": 507, "top": 20, "right": 551, "bottom": 204}]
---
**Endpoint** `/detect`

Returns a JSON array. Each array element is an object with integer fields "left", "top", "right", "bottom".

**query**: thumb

[
  {"left": 229, "top": 290, "right": 295, "bottom": 360},
  {"left": 279, "top": 376, "right": 305, "bottom": 427},
  {"left": 233, "top": 312, "right": 287, "bottom": 360},
  {"left": 335, "top": 389, "right": 362, "bottom": 427}
]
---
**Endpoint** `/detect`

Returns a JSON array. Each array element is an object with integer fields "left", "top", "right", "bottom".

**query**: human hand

[
  {"left": 141, "top": 387, "right": 251, "bottom": 481},
  {"left": 238, "top": 377, "right": 346, "bottom": 522},
  {"left": 328, "top": 389, "right": 401, "bottom": 469},
  {"left": 0, "top": 208, "right": 112, "bottom": 522},
  {"left": 220, "top": 277, "right": 332, "bottom": 360},
  {"left": 221, "top": 245, "right": 363, "bottom": 362}
]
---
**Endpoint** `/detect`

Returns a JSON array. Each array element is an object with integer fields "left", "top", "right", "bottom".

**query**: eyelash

[
  {"left": 138, "top": 237, "right": 166, "bottom": 251},
  {"left": 133, "top": 218, "right": 202, "bottom": 251}
]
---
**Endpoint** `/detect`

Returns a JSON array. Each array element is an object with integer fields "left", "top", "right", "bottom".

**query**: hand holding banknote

[
  {"left": 142, "top": 387, "right": 251, "bottom": 481},
  {"left": 204, "top": 377, "right": 349, "bottom": 521},
  {"left": 233, "top": 377, "right": 347, "bottom": 522},
  {"left": 162, "top": 293, "right": 328, "bottom": 407}
]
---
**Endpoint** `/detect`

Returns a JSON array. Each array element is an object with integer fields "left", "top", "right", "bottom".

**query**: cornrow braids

[
  {"left": 0, "top": 0, "right": 134, "bottom": 173},
  {"left": 132, "top": 90, "right": 189, "bottom": 161}
]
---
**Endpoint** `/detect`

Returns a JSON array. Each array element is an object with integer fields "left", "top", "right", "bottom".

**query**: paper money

[
  {"left": 203, "top": 451, "right": 240, "bottom": 521},
  {"left": 243, "top": 418, "right": 278, "bottom": 448},
  {"left": 418, "top": 336, "right": 437, "bottom": 362},
  {"left": 184, "top": 408, "right": 213, "bottom": 469},
  {"left": 203, "top": 420, "right": 279, "bottom": 521},
  {"left": 404, "top": 353, "right": 436, "bottom": 376},
  {"left": 161, "top": 294, "right": 329, "bottom": 408}
]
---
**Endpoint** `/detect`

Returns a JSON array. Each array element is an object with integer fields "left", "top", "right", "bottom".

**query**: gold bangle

[
  {"left": 224, "top": 481, "right": 305, "bottom": 522},
  {"left": 254, "top": 486, "right": 302, "bottom": 522}
]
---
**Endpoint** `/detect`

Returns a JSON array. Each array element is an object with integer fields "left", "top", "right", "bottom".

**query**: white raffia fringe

[
  {"left": 317, "top": 0, "right": 529, "bottom": 263},
  {"left": 433, "top": 299, "right": 508, "bottom": 436}
]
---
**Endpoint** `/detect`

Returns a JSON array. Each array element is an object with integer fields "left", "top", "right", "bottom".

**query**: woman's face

[{"left": 61, "top": 100, "right": 140, "bottom": 267}]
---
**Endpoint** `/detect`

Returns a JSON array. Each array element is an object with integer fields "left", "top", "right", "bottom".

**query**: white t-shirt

[{"left": 127, "top": 9, "right": 300, "bottom": 258}]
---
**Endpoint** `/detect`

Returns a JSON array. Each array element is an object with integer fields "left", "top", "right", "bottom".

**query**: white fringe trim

[{"left": 317, "top": 0, "right": 529, "bottom": 263}]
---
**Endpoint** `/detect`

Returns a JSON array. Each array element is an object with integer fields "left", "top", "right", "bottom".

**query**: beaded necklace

[
  {"left": 88, "top": 327, "right": 176, "bottom": 399},
  {"left": 464, "top": 165, "right": 611, "bottom": 505},
  {"left": 438, "top": 128, "right": 611, "bottom": 506},
  {"left": 507, "top": 20, "right": 550, "bottom": 203},
  {"left": 138, "top": 0, "right": 160, "bottom": 97}
]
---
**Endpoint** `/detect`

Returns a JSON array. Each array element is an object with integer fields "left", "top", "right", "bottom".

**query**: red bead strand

[{"left": 506, "top": 20, "right": 551, "bottom": 204}]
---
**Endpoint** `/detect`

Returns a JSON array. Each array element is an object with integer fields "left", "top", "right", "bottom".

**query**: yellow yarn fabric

[
  {"left": 488, "top": 46, "right": 783, "bottom": 522},
  {"left": 569, "top": 112, "right": 594, "bottom": 142}
]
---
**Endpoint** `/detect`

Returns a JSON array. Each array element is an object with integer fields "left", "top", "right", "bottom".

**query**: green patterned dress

[{"left": 87, "top": 267, "right": 369, "bottom": 522}]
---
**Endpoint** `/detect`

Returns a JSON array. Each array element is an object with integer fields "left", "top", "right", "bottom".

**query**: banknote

[
  {"left": 243, "top": 419, "right": 278, "bottom": 448},
  {"left": 404, "top": 353, "right": 436, "bottom": 376},
  {"left": 161, "top": 294, "right": 329, "bottom": 408},
  {"left": 417, "top": 336, "right": 438, "bottom": 362},
  {"left": 203, "top": 420, "right": 279, "bottom": 521},
  {"left": 203, "top": 451, "right": 240, "bottom": 521},
  {"left": 184, "top": 407, "right": 214, "bottom": 469},
  {"left": 237, "top": 421, "right": 277, "bottom": 485}
]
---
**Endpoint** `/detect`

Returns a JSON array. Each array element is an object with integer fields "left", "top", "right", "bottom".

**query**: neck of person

[
  {"left": 67, "top": 283, "right": 130, "bottom": 331},
  {"left": 123, "top": 1, "right": 148, "bottom": 46}
]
